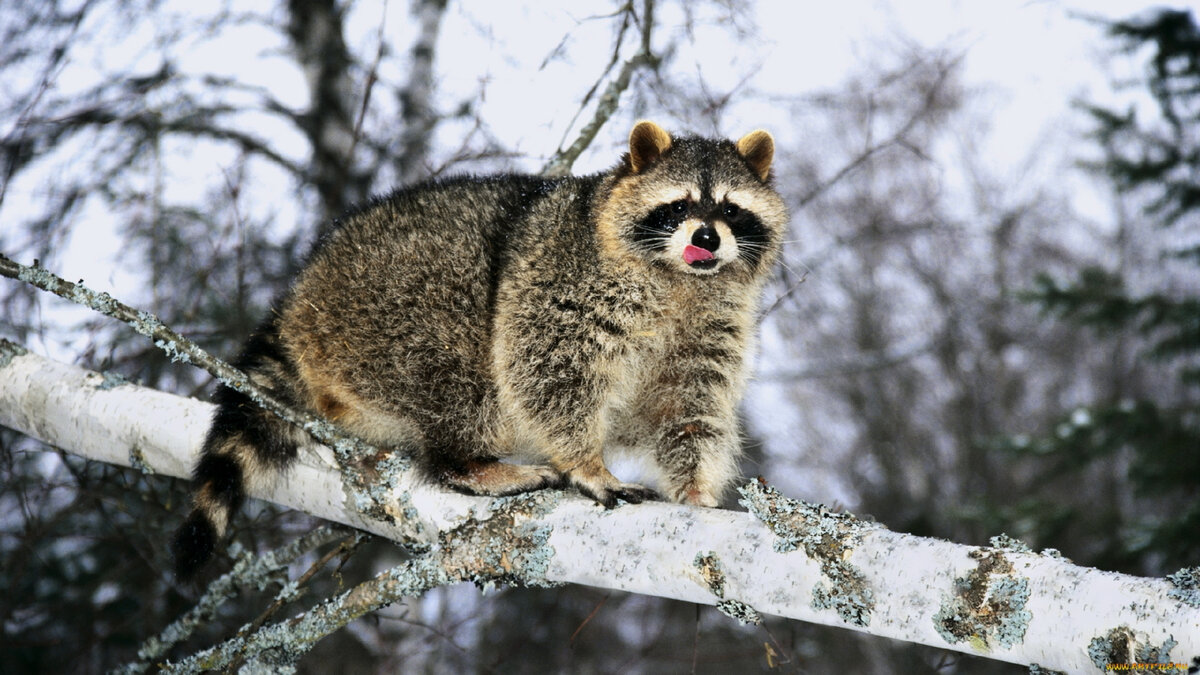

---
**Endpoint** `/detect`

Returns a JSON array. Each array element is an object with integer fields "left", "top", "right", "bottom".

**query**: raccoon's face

[
  {"left": 631, "top": 186, "right": 771, "bottom": 277},
  {"left": 600, "top": 121, "right": 788, "bottom": 279}
]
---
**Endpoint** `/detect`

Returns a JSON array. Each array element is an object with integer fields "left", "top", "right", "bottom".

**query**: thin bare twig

[
  {"left": 553, "top": 1, "right": 634, "bottom": 151},
  {"left": 541, "top": 0, "right": 657, "bottom": 177},
  {"left": 345, "top": 0, "right": 389, "bottom": 170},
  {"left": 226, "top": 531, "right": 370, "bottom": 672},
  {"left": 795, "top": 54, "right": 963, "bottom": 208},
  {"left": 757, "top": 271, "right": 808, "bottom": 323},
  {"left": 569, "top": 593, "right": 610, "bottom": 645},
  {"left": 113, "top": 524, "right": 350, "bottom": 674},
  {"left": 758, "top": 336, "right": 937, "bottom": 381},
  {"left": 163, "top": 494, "right": 557, "bottom": 673}
]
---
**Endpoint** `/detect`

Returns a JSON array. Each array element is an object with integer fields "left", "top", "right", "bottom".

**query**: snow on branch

[{"left": 1, "top": 340, "right": 1197, "bottom": 672}]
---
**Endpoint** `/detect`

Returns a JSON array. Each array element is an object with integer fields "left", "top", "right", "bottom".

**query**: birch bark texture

[{"left": 0, "top": 341, "right": 1196, "bottom": 673}]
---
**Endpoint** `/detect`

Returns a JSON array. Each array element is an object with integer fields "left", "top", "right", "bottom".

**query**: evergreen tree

[{"left": 996, "top": 8, "right": 1200, "bottom": 574}]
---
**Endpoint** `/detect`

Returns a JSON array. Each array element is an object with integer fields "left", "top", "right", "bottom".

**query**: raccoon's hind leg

[
  {"left": 171, "top": 332, "right": 307, "bottom": 580},
  {"left": 393, "top": 366, "right": 566, "bottom": 497},
  {"left": 435, "top": 456, "right": 565, "bottom": 496},
  {"left": 417, "top": 420, "right": 564, "bottom": 497}
]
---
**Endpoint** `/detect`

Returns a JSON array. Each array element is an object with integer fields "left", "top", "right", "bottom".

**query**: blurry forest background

[{"left": 1, "top": 1, "right": 1197, "bottom": 673}]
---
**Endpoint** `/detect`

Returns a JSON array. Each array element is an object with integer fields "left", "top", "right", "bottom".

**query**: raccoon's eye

[
  {"left": 723, "top": 202, "right": 740, "bottom": 218},
  {"left": 671, "top": 200, "right": 688, "bottom": 215}
]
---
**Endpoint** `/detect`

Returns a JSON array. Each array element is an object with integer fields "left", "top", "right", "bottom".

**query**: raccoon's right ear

[{"left": 628, "top": 121, "right": 673, "bottom": 173}]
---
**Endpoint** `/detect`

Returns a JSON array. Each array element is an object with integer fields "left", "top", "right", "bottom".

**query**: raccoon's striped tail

[{"left": 171, "top": 328, "right": 306, "bottom": 580}]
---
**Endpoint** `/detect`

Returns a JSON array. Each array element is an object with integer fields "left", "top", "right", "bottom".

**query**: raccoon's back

[{"left": 276, "top": 175, "right": 564, "bottom": 407}]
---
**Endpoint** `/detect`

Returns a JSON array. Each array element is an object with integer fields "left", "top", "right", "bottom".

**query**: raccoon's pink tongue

[{"left": 683, "top": 245, "right": 714, "bottom": 265}]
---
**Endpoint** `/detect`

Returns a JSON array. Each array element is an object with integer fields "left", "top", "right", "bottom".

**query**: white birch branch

[{"left": 1, "top": 341, "right": 1197, "bottom": 673}]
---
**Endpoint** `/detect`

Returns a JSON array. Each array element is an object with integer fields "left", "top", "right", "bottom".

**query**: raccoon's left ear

[
  {"left": 629, "top": 121, "right": 673, "bottom": 173},
  {"left": 736, "top": 130, "right": 774, "bottom": 181}
]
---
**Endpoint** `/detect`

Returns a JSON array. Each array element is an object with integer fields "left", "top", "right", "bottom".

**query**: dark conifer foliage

[{"left": 993, "top": 8, "right": 1200, "bottom": 574}]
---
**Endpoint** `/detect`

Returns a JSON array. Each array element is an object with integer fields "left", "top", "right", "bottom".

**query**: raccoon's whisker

[
  {"left": 632, "top": 232, "right": 674, "bottom": 249},
  {"left": 735, "top": 243, "right": 771, "bottom": 258},
  {"left": 737, "top": 241, "right": 770, "bottom": 251},
  {"left": 781, "top": 259, "right": 806, "bottom": 278},
  {"left": 767, "top": 255, "right": 807, "bottom": 281}
]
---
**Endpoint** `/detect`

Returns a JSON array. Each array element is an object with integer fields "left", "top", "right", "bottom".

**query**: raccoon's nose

[{"left": 691, "top": 226, "right": 720, "bottom": 252}]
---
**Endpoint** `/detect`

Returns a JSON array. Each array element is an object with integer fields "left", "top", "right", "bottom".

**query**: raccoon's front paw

[{"left": 569, "top": 473, "right": 660, "bottom": 509}]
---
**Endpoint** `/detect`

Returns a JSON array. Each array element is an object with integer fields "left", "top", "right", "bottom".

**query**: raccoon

[{"left": 171, "top": 121, "right": 788, "bottom": 579}]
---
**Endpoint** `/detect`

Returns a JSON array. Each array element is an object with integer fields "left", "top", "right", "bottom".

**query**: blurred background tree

[
  {"left": 1, "top": 1, "right": 1193, "bottom": 673},
  {"left": 984, "top": 8, "right": 1200, "bottom": 576}
]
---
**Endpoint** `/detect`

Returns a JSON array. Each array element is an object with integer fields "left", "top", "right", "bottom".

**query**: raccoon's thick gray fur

[{"left": 171, "top": 121, "right": 788, "bottom": 579}]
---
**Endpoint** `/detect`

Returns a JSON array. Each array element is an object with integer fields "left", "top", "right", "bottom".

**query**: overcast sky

[
  {"left": 25, "top": 0, "right": 1172, "bottom": 296},
  {"left": 425, "top": 1, "right": 1160, "bottom": 172}
]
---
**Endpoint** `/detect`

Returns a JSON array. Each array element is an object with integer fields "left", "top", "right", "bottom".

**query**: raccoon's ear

[
  {"left": 629, "top": 121, "right": 673, "bottom": 173},
  {"left": 736, "top": 129, "right": 775, "bottom": 181}
]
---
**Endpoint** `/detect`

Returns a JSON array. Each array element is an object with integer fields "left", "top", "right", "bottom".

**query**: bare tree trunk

[
  {"left": 285, "top": 0, "right": 370, "bottom": 222},
  {"left": 395, "top": 0, "right": 449, "bottom": 185}
]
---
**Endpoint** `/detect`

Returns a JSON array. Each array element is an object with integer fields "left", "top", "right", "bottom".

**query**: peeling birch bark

[{"left": 1, "top": 342, "right": 1197, "bottom": 673}]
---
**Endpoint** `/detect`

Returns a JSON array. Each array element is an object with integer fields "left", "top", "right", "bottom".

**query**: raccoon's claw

[
  {"left": 575, "top": 481, "right": 659, "bottom": 509},
  {"left": 611, "top": 484, "right": 661, "bottom": 506}
]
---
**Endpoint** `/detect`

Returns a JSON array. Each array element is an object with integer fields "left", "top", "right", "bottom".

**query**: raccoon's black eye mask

[
  {"left": 634, "top": 198, "right": 757, "bottom": 243},
  {"left": 632, "top": 200, "right": 689, "bottom": 250}
]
